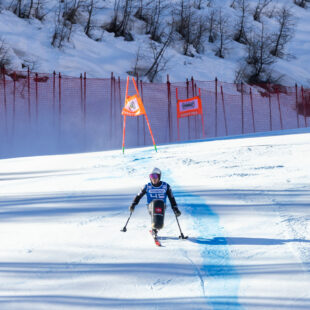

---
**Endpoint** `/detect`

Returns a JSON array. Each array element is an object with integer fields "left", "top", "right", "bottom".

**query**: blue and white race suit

[{"left": 131, "top": 181, "right": 177, "bottom": 208}]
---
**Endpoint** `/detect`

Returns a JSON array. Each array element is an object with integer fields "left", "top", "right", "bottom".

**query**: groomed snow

[{"left": 0, "top": 128, "right": 309, "bottom": 309}]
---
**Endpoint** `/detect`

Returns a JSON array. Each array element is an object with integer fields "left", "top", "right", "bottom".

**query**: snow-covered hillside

[
  {"left": 0, "top": 128, "right": 309, "bottom": 309},
  {"left": 0, "top": 0, "right": 310, "bottom": 86}
]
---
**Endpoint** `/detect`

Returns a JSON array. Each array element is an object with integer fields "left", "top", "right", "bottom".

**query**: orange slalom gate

[
  {"left": 176, "top": 88, "right": 205, "bottom": 140},
  {"left": 122, "top": 76, "right": 157, "bottom": 153}
]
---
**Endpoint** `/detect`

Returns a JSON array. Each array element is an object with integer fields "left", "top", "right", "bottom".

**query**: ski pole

[
  {"left": 120, "top": 211, "right": 133, "bottom": 232},
  {"left": 175, "top": 214, "right": 188, "bottom": 239}
]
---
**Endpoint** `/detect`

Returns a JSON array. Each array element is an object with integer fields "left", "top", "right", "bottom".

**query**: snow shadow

[
  {"left": 0, "top": 169, "right": 81, "bottom": 182},
  {"left": 190, "top": 236, "right": 310, "bottom": 246},
  {"left": 0, "top": 191, "right": 132, "bottom": 222},
  {"left": 0, "top": 294, "right": 309, "bottom": 310},
  {"left": 0, "top": 295, "right": 209, "bottom": 310},
  {"left": 176, "top": 188, "right": 310, "bottom": 210},
  {"left": 0, "top": 261, "right": 203, "bottom": 278}
]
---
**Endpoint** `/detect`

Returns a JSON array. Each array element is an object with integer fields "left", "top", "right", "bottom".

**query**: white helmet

[{"left": 150, "top": 167, "right": 161, "bottom": 180}]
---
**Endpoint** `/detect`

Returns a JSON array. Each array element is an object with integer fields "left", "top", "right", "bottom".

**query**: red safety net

[{"left": 0, "top": 68, "right": 309, "bottom": 158}]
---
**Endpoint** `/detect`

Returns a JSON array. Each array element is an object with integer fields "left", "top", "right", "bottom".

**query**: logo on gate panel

[{"left": 182, "top": 100, "right": 196, "bottom": 110}]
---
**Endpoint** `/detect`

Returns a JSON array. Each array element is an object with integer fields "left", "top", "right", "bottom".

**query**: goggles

[{"left": 149, "top": 173, "right": 160, "bottom": 179}]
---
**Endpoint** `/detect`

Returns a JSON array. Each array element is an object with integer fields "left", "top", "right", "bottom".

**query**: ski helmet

[{"left": 150, "top": 167, "right": 161, "bottom": 181}]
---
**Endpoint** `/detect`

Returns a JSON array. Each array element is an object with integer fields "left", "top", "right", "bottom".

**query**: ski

[{"left": 149, "top": 230, "right": 162, "bottom": 247}]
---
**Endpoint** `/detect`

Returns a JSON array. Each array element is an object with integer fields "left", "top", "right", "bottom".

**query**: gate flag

[
  {"left": 122, "top": 94, "right": 146, "bottom": 116},
  {"left": 176, "top": 88, "right": 205, "bottom": 139},
  {"left": 177, "top": 96, "right": 202, "bottom": 118},
  {"left": 122, "top": 77, "right": 157, "bottom": 153}
]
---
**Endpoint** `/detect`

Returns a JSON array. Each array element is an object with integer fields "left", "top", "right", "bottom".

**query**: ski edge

[{"left": 149, "top": 230, "right": 162, "bottom": 247}]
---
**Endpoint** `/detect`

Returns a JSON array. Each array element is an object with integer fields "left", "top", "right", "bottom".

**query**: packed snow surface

[{"left": 0, "top": 128, "right": 310, "bottom": 309}]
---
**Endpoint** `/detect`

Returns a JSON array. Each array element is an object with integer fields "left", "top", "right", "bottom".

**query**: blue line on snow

[
  {"left": 128, "top": 152, "right": 243, "bottom": 309},
  {"left": 175, "top": 190, "right": 244, "bottom": 310}
]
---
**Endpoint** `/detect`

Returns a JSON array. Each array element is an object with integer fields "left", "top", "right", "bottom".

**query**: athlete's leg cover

[{"left": 148, "top": 200, "right": 166, "bottom": 230}]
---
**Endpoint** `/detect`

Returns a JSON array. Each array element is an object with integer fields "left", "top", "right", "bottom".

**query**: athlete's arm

[
  {"left": 167, "top": 184, "right": 177, "bottom": 207},
  {"left": 131, "top": 185, "right": 147, "bottom": 207}
]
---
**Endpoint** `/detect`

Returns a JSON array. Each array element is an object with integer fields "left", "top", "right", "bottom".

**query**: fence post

[
  {"left": 268, "top": 85, "right": 272, "bottom": 131},
  {"left": 295, "top": 83, "right": 300, "bottom": 128},
  {"left": 53, "top": 71, "right": 56, "bottom": 107},
  {"left": 167, "top": 74, "right": 172, "bottom": 142},
  {"left": 118, "top": 77, "right": 122, "bottom": 135},
  {"left": 140, "top": 80, "right": 146, "bottom": 145},
  {"left": 1, "top": 67, "right": 8, "bottom": 136},
  {"left": 80, "top": 73, "right": 83, "bottom": 111},
  {"left": 176, "top": 88, "right": 180, "bottom": 141},
  {"left": 12, "top": 71, "right": 16, "bottom": 135},
  {"left": 276, "top": 88, "right": 283, "bottom": 130},
  {"left": 191, "top": 77, "right": 198, "bottom": 138},
  {"left": 27, "top": 67, "right": 31, "bottom": 121},
  {"left": 58, "top": 72, "right": 62, "bottom": 116},
  {"left": 250, "top": 88, "right": 256, "bottom": 133},
  {"left": 35, "top": 73, "right": 39, "bottom": 121},
  {"left": 195, "top": 83, "right": 198, "bottom": 138},
  {"left": 135, "top": 76, "right": 140, "bottom": 145},
  {"left": 114, "top": 75, "right": 117, "bottom": 140},
  {"left": 215, "top": 77, "right": 218, "bottom": 137},
  {"left": 191, "top": 76, "right": 194, "bottom": 97},
  {"left": 2, "top": 66, "right": 6, "bottom": 107},
  {"left": 301, "top": 86, "right": 307, "bottom": 127},
  {"left": 83, "top": 72, "right": 87, "bottom": 125},
  {"left": 13, "top": 71, "right": 16, "bottom": 117},
  {"left": 221, "top": 85, "right": 228, "bottom": 136},
  {"left": 241, "top": 82, "right": 244, "bottom": 134},
  {"left": 186, "top": 78, "right": 190, "bottom": 139},
  {"left": 186, "top": 78, "right": 189, "bottom": 98}
]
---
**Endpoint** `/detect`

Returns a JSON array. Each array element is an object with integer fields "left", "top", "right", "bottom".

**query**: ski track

[
  {"left": 1, "top": 130, "right": 310, "bottom": 309},
  {"left": 164, "top": 169, "right": 243, "bottom": 310},
  {"left": 127, "top": 150, "right": 219, "bottom": 308}
]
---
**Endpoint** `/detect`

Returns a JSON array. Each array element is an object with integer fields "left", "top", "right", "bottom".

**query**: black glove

[
  {"left": 129, "top": 204, "right": 135, "bottom": 212},
  {"left": 172, "top": 206, "right": 181, "bottom": 217}
]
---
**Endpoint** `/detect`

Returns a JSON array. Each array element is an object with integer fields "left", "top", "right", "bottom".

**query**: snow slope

[
  {"left": 0, "top": 128, "right": 309, "bottom": 309},
  {"left": 0, "top": 0, "right": 310, "bottom": 85}
]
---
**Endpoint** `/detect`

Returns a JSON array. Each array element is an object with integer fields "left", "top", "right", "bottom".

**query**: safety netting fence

[{"left": 0, "top": 68, "right": 309, "bottom": 158}]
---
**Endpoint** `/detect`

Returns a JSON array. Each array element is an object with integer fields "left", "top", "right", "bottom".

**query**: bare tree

[
  {"left": 142, "top": 0, "right": 169, "bottom": 43},
  {"left": 106, "top": 0, "right": 134, "bottom": 41},
  {"left": 7, "top": 0, "right": 47, "bottom": 19},
  {"left": 239, "top": 23, "right": 275, "bottom": 83},
  {"left": 84, "top": 0, "right": 95, "bottom": 37},
  {"left": 8, "top": 0, "right": 24, "bottom": 18},
  {"left": 173, "top": 0, "right": 211, "bottom": 55},
  {"left": 253, "top": 0, "right": 273, "bottom": 22},
  {"left": 130, "top": 45, "right": 143, "bottom": 77},
  {"left": 270, "top": 6, "right": 295, "bottom": 58},
  {"left": 294, "top": 0, "right": 310, "bottom": 8},
  {"left": 33, "top": 0, "right": 48, "bottom": 21},
  {"left": 214, "top": 9, "right": 230, "bottom": 58},
  {"left": 233, "top": 0, "right": 251, "bottom": 44},
  {"left": 206, "top": 0, "right": 213, "bottom": 7},
  {"left": 83, "top": 0, "right": 104, "bottom": 38},
  {"left": 206, "top": 8, "right": 217, "bottom": 43},
  {"left": 193, "top": 0, "right": 205, "bottom": 10},
  {"left": 173, "top": 0, "right": 195, "bottom": 56},
  {"left": 0, "top": 38, "right": 12, "bottom": 69},
  {"left": 263, "top": 3, "right": 277, "bottom": 18},
  {"left": 230, "top": 0, "right": 237, "bottom": 9},
  {"left": 192, "top": 15, "right": 208, "bottom": 53},
  {"left": 51, "top": 3, "right": 71, "bottom": 48},
  {"left": 144, "top": 28, "right": 172, "bottom": 82},
  {"left": 63, "top": 0, "right": 84, "bottom": 24}
]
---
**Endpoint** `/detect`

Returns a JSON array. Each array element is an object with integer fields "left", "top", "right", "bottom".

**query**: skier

[{"left": 129, "top": 167, "right": 181, "bottom": 237}]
